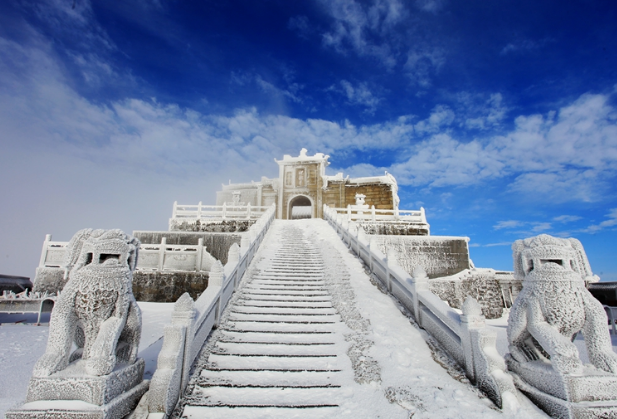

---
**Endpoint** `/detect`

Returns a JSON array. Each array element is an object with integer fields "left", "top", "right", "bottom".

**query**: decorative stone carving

[
  {"left": 8, "top": 229, "right": 148, "bottom": 419},
  {"left": 506, "top": 234, "right": 617, "bottom": 418}
]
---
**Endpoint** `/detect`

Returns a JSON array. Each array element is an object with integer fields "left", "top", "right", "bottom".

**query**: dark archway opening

[{"left": 289, "top": 196, "right": 312, "bottom": 219}]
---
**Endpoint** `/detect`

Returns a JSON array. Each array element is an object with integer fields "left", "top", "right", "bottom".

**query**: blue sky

[{"left": 1, "top": 0, "right": 617, "bottom": 280}]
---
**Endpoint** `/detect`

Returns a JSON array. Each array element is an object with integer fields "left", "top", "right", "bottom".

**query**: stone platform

[
  {"left": 508, "top": 357, "right": 617, "bottom": 419},
  {"left": 7, "top": 359, "right": 148, "bottom": 419}
]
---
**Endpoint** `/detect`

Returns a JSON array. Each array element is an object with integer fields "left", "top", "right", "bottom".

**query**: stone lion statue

[
  {"left": 33, "top": 229, "right": 142, "bottom": 377},
  {"left": 507, "top": 234, "right": 616, "bottom": 375}
]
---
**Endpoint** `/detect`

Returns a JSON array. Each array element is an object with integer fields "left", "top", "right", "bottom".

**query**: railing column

[
  {"left": 460, "top": 297, "right": 486, "bottom": 382},
  {"left": 408, "top": 266, "right": 429, "bottom": 322},
  {"left": 247, "top": 203, "right": 252, "bottom": 219},
  {"left": 385, "top": 249, "right": 396, "bottom": 292},
  {"left": 347, "top": 205, "right": 352, "bottom": 221},
  {"left": 371, "top": 205, "right": 376, "bottom": 222},
  {"left": 39, "top": 234, "right": 52, "bottom": 267},
  {"left": 197, "top": 201, "right": 202, "bottom": 219},
  {"left": 158, "top": 237, "right": 166, "bottom": 271},
  {"left": 222, "top": 202, "right": 227, "bottom": 220},
  {"left": 196, "top": 238, "right": 204, "bottom": 271}
]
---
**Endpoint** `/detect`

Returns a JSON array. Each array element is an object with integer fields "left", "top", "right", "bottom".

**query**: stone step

[
  {"left": 213, "top": 341, "right": 339, "bottom": 356},
  {"left": 186, "top": 386, "right": 341, "bottom": 407},
  {"left": 228, "top": 312, "right": 339, "bottom": 322},
  {"left": 182, "top": 405, "right": 339, "bottom": 419},
  {"left": 218, "top": 330, "right": 337, "bottom": 344}
]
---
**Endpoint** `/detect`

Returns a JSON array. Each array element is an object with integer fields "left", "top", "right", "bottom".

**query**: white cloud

[
  {"left": 415, "top": 0, "right": 446, "bottom": 13},
  {"left": 494, "top": 220, "right": 524, "bottom": 230},
  {"left": 500, "top": 38, "right": 552, "bottom": 55},
  {"left": 583, "top": 208, "right": 617, "bottom": 233},
  {"left": 404, "top": 47, "right": 446, "bottom": 87},
  {"left": 319, "top": 0, "right": 406, "bottom": 68},
  {"left": 464, "top": 93, "right": 507, "bottom": 130},
  {"left": 531, "top": 222, "right": 552, "bottom": 233},
  {"left": 334, "top": 80, "right": 382, "bottom": 113},
  {"left": 414, "top": 105, "right": 455, "bottom": 134},
  {"left": 553, "top": 215, "right": 582, "bottom": 223},
  {"left": 485, "top": 242, "right": 512, "bottom": 247}
]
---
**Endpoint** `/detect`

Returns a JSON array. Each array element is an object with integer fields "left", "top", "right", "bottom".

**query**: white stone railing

[
  {"left": 171, "top": 201, "right": 270, "bottom": 220},
  {"left": 38, "top": 238, "right": 218, "bottom": 273},
  {"left": 147, "top": 204, "right": 276, "bottom": 417},
  {"left": 0, "top": 291, "right": 56, "bottom": 325},
  {"left": 327, "top": 204, "right": 428, "bottom": 224},
  {"left": 323, "top": 204, "right": 519, "bottom": 411}
]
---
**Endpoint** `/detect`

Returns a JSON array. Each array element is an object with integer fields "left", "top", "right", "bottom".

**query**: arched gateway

[
  {"left": 215, "top": 149, "right": 402, "bottom": 220},
  {"left": 289, "top": 195, "right": 312, "bottom": 219}
]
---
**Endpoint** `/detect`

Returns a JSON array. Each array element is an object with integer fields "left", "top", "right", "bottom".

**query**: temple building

[{"left": 216, "top": 148, "right": 400, "bottom": 220}]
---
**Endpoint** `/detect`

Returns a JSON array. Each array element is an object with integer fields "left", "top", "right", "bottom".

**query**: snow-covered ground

[
  {"left": 0, "top": 302, "right": 173, "bottom": 417},
  {"left": 1, "top": 218, "right": 614, "bottom": 418}
]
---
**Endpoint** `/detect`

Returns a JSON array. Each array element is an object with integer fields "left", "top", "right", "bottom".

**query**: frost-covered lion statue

[
  {"left": 507, "top": 234, "right": 616, "bottom": 375},
  {"left": 33, "top": 229, "right": 142, "bottom": 377}
]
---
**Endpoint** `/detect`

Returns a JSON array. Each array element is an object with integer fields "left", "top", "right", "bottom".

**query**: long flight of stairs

[{"left": 180, "top": 223, "right": 347, "bottom": 418}]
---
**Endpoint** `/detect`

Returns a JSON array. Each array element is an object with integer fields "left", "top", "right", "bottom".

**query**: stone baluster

[{"left": 158, "top": 237, "right": 167, "bottom": 271}]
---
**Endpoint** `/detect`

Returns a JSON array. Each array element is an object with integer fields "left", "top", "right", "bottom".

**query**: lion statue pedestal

[
  {"left": 506, "top": 234, "right": 617, "bottom": 419},
  {"left": 7, "top": 229, "right": 149, "bottom": 419}
]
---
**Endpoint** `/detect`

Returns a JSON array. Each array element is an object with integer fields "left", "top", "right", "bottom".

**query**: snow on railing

[
  {"left": 328, "top": 205, "right": 428, "bottom": 224},
  {"left": 323, "top": 204, "right": 519, "bottom": 411},
  {"left": 0, "top": 290, "right": 56, "bottom": 325},
  {"left": 147, "top": 204, "right": 276, "bottom": 417},
  {"left": 38, "top": 238, "right": 218, "bottom": 273},
  {"left": 171, "top": 201, "right": 270, "bottom": 221}
]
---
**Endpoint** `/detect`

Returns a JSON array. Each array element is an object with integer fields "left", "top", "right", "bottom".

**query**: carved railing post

[
  {"left": 209, "top": 261, "right": 225, "bottom": 326},
  {"left": 240, "top": 234, "right": 250, "bottom": 256},
  {"left": 149, "top": 293, "right": 195, "bottom": 416},
  {"left": 196, "top": 238, "right": 204, "bottom": 271},
  {"left": 407, "top": 266, "right": 429, "bottom": 322},
  {"left": 38, "top": 234, "right": 52, "bottom": 268},
  {"left": 385, "top": 249, "right": 397, "bottom": 292},
  {"left": 158, "top": 237, "right": 167, "bottom": 271},
  {"left": 460, "top": 297, "right": 485, "bottom": 382},
  {"left": 227, "top": 243, "right": 240, "bottom": 267}
]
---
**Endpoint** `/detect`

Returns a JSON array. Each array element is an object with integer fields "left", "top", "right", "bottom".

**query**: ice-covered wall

[
  {"left": 374, "top": 235, "right": 470, "bottom": 279},
  {"left": 429, "top": 269, "right": 509, "bottom": 319},
  {"left": 169, "top": 218, "right": 256, "bottom": 233},
  {"left": 132, "top": 271, "right": 209, "bottom": 302},
  {"left": 358, "top": 222, "right": 429, "bottom": 236}
]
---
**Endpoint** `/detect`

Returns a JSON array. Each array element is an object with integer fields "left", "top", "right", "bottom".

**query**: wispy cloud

[
  {"left": 319, "top": 0, "right": 406, "bottom": 68},
  {"left": 414, "top": 105, "right": 455, "bottom": 134},
  {"left": 582, "top": 208, "right": 617, "bottom": 233},
  {"left": 415, "top": 0, "right": 446, "bottom": 13},
  {"left": 463, "top": 93, "right": 507, "bottom": 130},
  {"left": 553, "top": 215, "right": 582, "bottom": 223},
  {"left": 288, "top": 15, "right": 312, "bottom": 39},
  {"left": 333, "top": 80, "right": 383, "bottom": 113},
  {"left": 494, "top": 220, "right": 554, "bottom": 234},
  {"left": 494, "top": 220, "right": 524, "bottom": 230},
  {"left": 404, "top": 46, "right": 446, "bottom": 87},
  {"left": 469, "top": 242, "right": 511, "bottom": 248},
  {"left": 500, "top": 38, "right": 553, "bottom": 55}
]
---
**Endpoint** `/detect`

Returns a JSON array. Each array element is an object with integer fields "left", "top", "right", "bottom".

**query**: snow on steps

[{"left": 179, "top": 224, "right": 347, "bottom": 416}]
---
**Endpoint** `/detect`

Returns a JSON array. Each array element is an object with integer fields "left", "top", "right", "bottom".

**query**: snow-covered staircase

[{"left": 180, "top": 223, "right": 346, "bottom": 417}]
